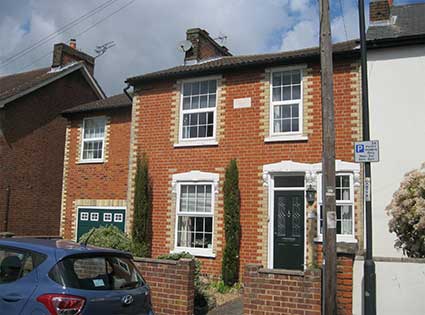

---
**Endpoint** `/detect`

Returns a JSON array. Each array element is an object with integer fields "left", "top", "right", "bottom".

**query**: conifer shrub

[{"left": 222, "top": 159, "right": 241, "bottom": 286}]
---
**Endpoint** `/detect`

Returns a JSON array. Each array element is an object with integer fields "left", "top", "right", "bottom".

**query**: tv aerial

[
  {"left": 94, "top": 41, "right": 116, "bottom": 58},
  {"left": 177, "top": 40, "right": 193, "bottom": 53}
]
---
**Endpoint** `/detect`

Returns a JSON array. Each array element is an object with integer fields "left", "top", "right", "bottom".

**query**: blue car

[{"left": 0, "top": 238, "right": 154, "bottom": 315}]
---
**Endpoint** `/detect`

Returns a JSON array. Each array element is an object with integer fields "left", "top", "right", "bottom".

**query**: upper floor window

[
  {"left": 270, "top": 69, "right": 303, "bottom": 136},
  {"left": 81, "top": 117, "right": 106, "bottom": 162},
  {"left": 180, "top": 79, "right": 217, "bottom": 143},
  {"left": 317, "top": 174, "right": 355, "bottom": 241}
]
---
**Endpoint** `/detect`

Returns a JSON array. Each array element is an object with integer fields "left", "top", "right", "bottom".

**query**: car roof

[{"left": 0, "top": 238, "right": 131, "bottom": 260}]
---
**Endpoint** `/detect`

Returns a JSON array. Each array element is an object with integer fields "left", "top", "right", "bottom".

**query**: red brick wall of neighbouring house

[
  {"left": 133, "top": 258, "right": 195, "bottom": 315},
  {"left": 132, "top": 59, "right": 361, "bottom": 276},
  {"left": 0, "top": 71, "right": 100, "bottom": 236},
  {"left": 61, "top": 108, "right": 132, "bottom": 240}
]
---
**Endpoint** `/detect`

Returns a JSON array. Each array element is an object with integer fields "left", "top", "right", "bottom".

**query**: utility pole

[
  {"left": 319, "top": 0, "right": 337, "bottom": 314},
  {"left": 358, "top": 1, "right": 377, "bottom": 314}
]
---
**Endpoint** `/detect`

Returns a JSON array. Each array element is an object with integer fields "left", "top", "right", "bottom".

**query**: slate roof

[
  {"left": 367, "top": 3, "right": 425, "bottom": 42},
  {"left": 62, "top": 93, "right": 131, "bottom": 115},
  {"left": 0, "top": 62, "right": 104, "bottom": 108},
  {"left": 127, "top": 40, "right": 359, "bottom": 85}
]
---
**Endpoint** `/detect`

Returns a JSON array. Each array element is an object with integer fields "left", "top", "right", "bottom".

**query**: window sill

[
  {"left": 264, "top": 135, "right": 308, "bottom": 143},
  {"left": 314, "top": 236, "right": 358, "bottom": 244},
  {"left": 77, "top": 160, "right": 105, "bottom": 165},
  {"left": 174, "top": 140, "right": 218, "bottom": 148},
  {"left": 171, "top": 248, "right": 216, "bottom": 258}
]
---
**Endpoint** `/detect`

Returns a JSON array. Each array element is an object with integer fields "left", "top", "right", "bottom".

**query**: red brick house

[
  {"left": 0, "top": 40, "right": 105, "bottom": 236},
  {"left": 61, "top": 28, "right": 363, "bottom": 284},
  {"left": 60, "top": 94, "right": 132, "bottom": 240}
]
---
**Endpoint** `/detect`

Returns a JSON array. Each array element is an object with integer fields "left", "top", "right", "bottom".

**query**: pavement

[{"left": 207, "top": 298, "right": 243, "bottom": 315}]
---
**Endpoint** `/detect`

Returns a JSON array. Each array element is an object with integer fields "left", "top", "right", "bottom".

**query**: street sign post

[{"left": 354, "top": 140, "right": 379, "bottom": 163}]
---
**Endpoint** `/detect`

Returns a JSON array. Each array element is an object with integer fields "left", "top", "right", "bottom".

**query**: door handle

[{"left": 2, "top": 294, "right": 23, "bottom": 302}]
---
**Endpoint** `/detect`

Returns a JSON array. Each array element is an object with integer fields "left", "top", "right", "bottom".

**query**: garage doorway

[{"left": 76, "top": 207, "right": 126, "bottom": 241}]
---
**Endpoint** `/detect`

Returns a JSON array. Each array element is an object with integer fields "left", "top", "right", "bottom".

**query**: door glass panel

[
  {"left": 274, "top": 176, "right": 304, "bottom": 188},
  {"left": 277, "top": 197, "right": 287, "bottom": 237},
  {"left": 292, "top": 196, "right": 302, "bottom": 237}
]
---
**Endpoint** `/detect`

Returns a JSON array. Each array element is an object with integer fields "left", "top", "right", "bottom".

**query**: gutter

[{"left": 367, "top": 34, "right": 425, "bottom": 49}]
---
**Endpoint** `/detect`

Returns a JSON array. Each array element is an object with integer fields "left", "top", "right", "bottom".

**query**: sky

[{"left": 0, "top": 0, "right": 423, "bottom": 95}]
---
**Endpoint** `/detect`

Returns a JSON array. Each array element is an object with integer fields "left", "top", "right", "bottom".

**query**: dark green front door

[
  {"left": 274, "top": 191, "right": 304, "bottom": 270},
  {"left": 77, "top": 208, "right": 126, "bottom": 241}
]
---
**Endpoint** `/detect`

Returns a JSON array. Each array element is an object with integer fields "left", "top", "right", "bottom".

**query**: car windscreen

[{"left": 49, "top": 255, "right": 145, "bottom": 291}]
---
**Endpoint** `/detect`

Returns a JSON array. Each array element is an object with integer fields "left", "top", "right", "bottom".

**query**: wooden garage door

[{"left": 77, "top": 208, "right": 126, "bottom": 241}]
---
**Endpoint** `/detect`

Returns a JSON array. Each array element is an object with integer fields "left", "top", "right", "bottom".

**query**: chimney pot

[{"left": 69, "top": 39, "right": 77, "bottom": 49}]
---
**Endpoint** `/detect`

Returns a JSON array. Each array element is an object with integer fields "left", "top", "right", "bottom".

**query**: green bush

[
  {"left": 132, "top": 154, "right": 151, "bottom": 257},
  {"left": 387, "top": 166, "right": 425, "bottom": 257},
  {"left": 222, "top": 159, "right": 241, "bottom": 286},
  {"left": 79, "top": 225, "right": 134, "bottom": 253}
]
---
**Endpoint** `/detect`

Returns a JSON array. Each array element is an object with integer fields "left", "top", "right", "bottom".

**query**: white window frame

[
  {"left": 80, "top": 212, "right": 89, "bottom": 221},
  {"left": 103, "top": 213, "right": 112, "bottom": 222},
  {"left": 176, "top": 76, "right": 220, "bottom": 147},
  {"left": 316, "top": 173, "right": 356, "bottom": 243},
  {"left": 114, "top": 213, "right": 124, "bottom": 223},
  {"left": 266, "top": 65, "right": 307, "bottom": 142},
  {"left": 174, "top": 182, "right": 215, "bottom": 257},
  {"left": 90, "top": 212, "right": 99, "bottom": 222},
  {"left": 80, "top": 116, "right": 106, "bottom": 163},
  {"left": 171, "top": 171, "right": 219, "bottom": 257}
]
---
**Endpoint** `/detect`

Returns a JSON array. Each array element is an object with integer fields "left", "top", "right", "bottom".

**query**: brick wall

[
  {"left": 244, "top": 264, "right": 322, "bottom": 315},
  {"left": 133, "top": 257, "right": 195, "bottom": 315},
  {"left": 129, "top": 60, "right": 361, "bottom": 276},
  {"left": 244, "top": 254, "right": 355, "bottom": 315},
  {"left": 61, "top": 108, "right": 131, "bottom": 239},
  {"left": 0, "top": 70, "right": 100, "bottom": 236}
]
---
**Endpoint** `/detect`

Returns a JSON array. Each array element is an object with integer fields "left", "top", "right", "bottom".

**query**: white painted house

[{"left": 353, "top": 1, "right": 425, "bottom": 314}]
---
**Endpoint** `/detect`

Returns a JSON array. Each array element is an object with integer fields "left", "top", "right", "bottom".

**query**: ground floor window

[
  {"left": 176, "top": 184, "right": 214, "bottom": 252},
  {"left": 317, "top": 174, "right": 355, "bottom": 241}
]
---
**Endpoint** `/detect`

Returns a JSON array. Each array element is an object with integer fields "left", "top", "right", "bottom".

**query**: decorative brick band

[{"left": 133, "top": 258, "right": 195, "bottom": 315}]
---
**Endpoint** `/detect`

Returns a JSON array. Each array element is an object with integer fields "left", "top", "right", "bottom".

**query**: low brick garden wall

[
  {"left": 244, "top": 254, "right": 355, "bottom": 315},
  {"left": 244, "top": 265, "right": 322, "bottom": 315},
  {"left": 134, "top": 257, "right": 195, "bottom": 315}
]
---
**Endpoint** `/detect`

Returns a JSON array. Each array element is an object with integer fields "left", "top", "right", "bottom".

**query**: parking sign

[{"left": 354, "top": 140, "right": 379, "bottom": 163}]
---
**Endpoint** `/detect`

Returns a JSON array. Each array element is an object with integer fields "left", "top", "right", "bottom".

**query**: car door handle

[{"left": 2, "top": 294, "right": 23, "bottom": 302}]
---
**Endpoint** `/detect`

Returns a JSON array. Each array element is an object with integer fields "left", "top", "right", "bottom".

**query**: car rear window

[{"left": 49, "top": 255, "right": 145, "bottom": 291}]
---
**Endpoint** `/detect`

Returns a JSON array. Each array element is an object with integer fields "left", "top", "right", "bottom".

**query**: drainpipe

[
  {"left": 123, "top": 83, "right": 132, "bottom": 101},
  {"left": 4, "top": 185, "right": 10, "bottom": 232}
]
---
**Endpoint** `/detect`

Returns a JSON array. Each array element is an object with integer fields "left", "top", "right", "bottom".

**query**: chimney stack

[
  {"left": 69, "top": 38, "right": 77, "bottom": 49},
  {"left": 370, "top": 0, "right": 393, "bottom": 23},
  {"left": 184, "top": 28, "right": 231, "bottom": 64},
  {"left": 52, "top": 39, "right": 95, "bottom": 75}
]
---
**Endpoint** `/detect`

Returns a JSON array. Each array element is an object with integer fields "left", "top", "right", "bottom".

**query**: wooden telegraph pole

[{"left": 319, "top": 0, "right": 337, "bottom": 314}]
